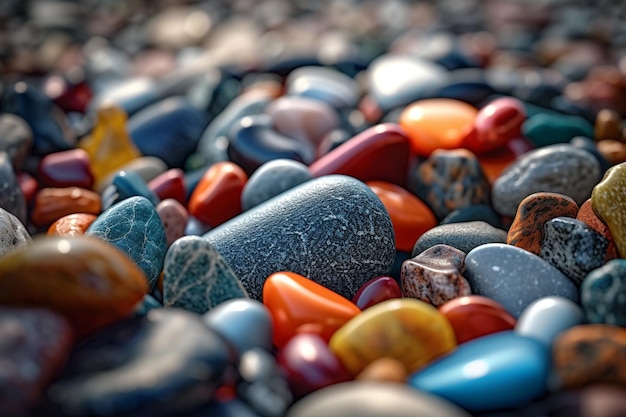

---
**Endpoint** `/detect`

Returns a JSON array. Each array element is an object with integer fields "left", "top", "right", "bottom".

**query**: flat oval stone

[
  {"left": 87, "top": 196, "right": 167, "bottom": 291},
  {"left": 523, "top": 112, "right": 594, "bottom": 147},
  {"left": 31, "top": 187, "right": 101, "bottom": 228},
  {"left": 102, "top": 170, "right": 160, "bottom": 209},
  {"left": 412, "top": 221, "right": 507, "bottom": 256},
  {"left": 286, "top": 381, "right": 472, "bottom": 417},
  {"left": 0, "top": 151, "right": 27, "bottom": 224},
  {"left": 401, "top": 244, "right": 470, "bottom": 307},
  {"left": 577, "top": 198, "right": 619, "bottom": 261},
  {"left": 592, "top": 162, "right": 626, "bottom": 257},
  {"left": 308, "top": 123, "right": 411, "bottom": 187},
  {"left": 285, "top": 66, "right": 359, "bottom": 109},
  {"left": 203, "top": 175, "right": 395, "bottom": 300},
  {"left": 47, "top": 213, "right": 97, "bottom": 237},
  {"left": 241, "top": 159, "right": 312, "bottom": 211},
  {"left": 464, "top": 243, "right": 579, "bottom": 318},
  {"left": 203, "top": 298, "right": 272, "bottom": 354},
  {"left": 0, "top": 206, "right": 30, "bottom": 257},
  {"left": 552, "top": 324, "right": 626, "bottom": 389},
  {"left": 329, "top": 298, "right": 456, "bottom": 375},
  {"left": 515, "top": 296, "right": 585, "bottom": 348},
  {"left": 409, "top": 331, "right": 550, "bottom": 411},
  {"left": 44, "top": 309, "right": 234, "bottom": 417},
  {"left": 163, "top": 235, "right": 247, "bottom": 314},
  {"left": 465, "top": 96, "right": 526, "bottom": 154},
  {"left": 38, "top": 148, "right": 94, "bottom": 189},
  {"left": 582, "top": 259, "right": 626, "bottom": 326},
  {"left": 0, "top": 236, "right": 148, "bottom": 336},
  {"left": 539, "top": 217, "right": 608, "bottom": 285},
  {"left": 156, "top": 198, "right": 188, "bottom": 247},
  {"left": 507, "top": 192, "right": 579, "bottom": 255},
  {"left": 0, "top": 113, "right": 32, "bottom": 171},
  {"left": 492, "top": 144, "right": 601, "bottom": 217},
  {"left": 352, "top": 276, "right": 402, "bottom": 310},
  {"left": 409, "top": 148, "right": 491, "bottom": 219}
]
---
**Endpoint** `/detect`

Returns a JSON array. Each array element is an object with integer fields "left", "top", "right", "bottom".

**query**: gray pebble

[
  {"left": 412, "top": 221, "right": 507, "bottom": 257},
  {"left": 0, "top": 207, "right": 30, "bottom": 258},
  {"left": 581, "top": 259, "right": 626, "bottom": 326},
  {"left": 0, "top": 151, "right": 27, "bottom": 224},
  {"left": 0, "top": 113, "right": 32, "bottom": 171}
]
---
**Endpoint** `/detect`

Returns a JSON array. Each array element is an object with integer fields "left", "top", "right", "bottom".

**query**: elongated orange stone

[
  {"left": 329, "top": 298, "right": 456, "bottom": 375},
  {"left": 263, "top": 271, "right": 361, "bottom": 349}
]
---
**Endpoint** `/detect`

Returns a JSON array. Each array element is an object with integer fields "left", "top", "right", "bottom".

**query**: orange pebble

[
  {"left": 31, "top": 187, "right": 101, "bottom": 228},
  {"left": 48, "top": 213, "right": 98, "bottom": 237}
]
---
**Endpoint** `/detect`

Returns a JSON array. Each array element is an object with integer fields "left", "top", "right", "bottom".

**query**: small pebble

[
  {"left": 412, "top": 221, "right": 507, "bottom": 256},
  {"left": 592, "top": 162, "right": 626, "bottom": 257},
  {"left": 0, "top": 206, "right": 30, "bottom": 257},
  {"left": 31, "top": 187, "right": 101, "bottom": 228},
  {"left": 156, "top": 198, "right": 188, "bottom": 246},
  {"left": 581, "top": 259, "right": 626, "bottom": 326},
  {"left": 355, "top": 357, "right": 408, "bottom": 383},
  {"left": 522, "top": 112, "right": 594, "bottom": 147},
  {"left": 47, "top": 213, "right": 97, "bottom": 237}
]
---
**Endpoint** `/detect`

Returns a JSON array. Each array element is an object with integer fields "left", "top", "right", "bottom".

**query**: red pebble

[
  {"left": 148, "top": 168, "right": 187, "bottom": 206},
  {"left": 38, "top": 148, "right": 94, "bottom": 189},
  {"left": 351, "top": 276, "right": 402, "bottom": 310},
  {"left": 465, "top": 97, "right": 526, "bottom": 154}
]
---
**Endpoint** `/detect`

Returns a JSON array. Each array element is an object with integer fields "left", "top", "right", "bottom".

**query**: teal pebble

[
  {"left": 522, "top": 113, "right": 593, "bottom": 147},
  {"left": 87, "top": 196, "right": 167, "bottom": 290},
  {"left": 582, "top": 259, "right": 626, "bottom": 326},
  {"left": 102, "top": 170, "right": 160, "bottom": 210}
]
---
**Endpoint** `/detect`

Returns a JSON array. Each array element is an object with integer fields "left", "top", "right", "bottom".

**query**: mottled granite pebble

[
  {"left": 409, "top": 149, "right": 491, "bottom": 220},
  {"left": 464, "top": 243, "right": 579, "bottom": 318},
  {"left": 592, "top": 162, "right": 626, "bottom": 257},
  {"left": 87, "top": 196, "right": 167, "bottom": 290},
  {"left": 241, "top": 159, "right": 313, "bottom": 211},
  {"left": 412, "top": 221, "right": 507, "bottom": 257},
  {"left": 203, "top": 175, "right": 395, "bottom": 300},
  {"left": 0, "top": 207, "right": 30, "bottom": 258},
  {"left": 0, "top": 113, "right": 32, "bottom": 171},
  {"left": 539, "top": 217, "right": 608, "bottom": 286},
  {"left": 163, "top": 236, "right": 248, "bottom": 314},
  {"left": 507, "top": 193, "right": 579, "bottom": 255},
  {"left": 582, "top": 259, "right": 626, "bottom": 326},
  {"left": 492, "top": 144, "right": 601, "bottom": 217},
  {"left": 401, "top": 244, "right": 470, "bottom": 307},
  {"left": 0, "top": 151, "right": 27, "bottom": 224}
]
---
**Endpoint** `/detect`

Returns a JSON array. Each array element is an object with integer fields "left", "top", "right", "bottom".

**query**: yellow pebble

[{"left": 592, "top": 162, "right": 626, "bottom": 257}]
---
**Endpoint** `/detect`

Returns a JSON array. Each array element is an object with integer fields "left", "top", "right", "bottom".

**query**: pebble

[
  {"left": 87, "top": 196, "right": 167, "bottom": 290},
  {"left": 440, "top": 204, "right": 503, "bottom": 229},
  {"left": 102, "top": 169, "right": 160, "bottom": 209},
  {"left": 492, "top": 144, "right": 601, "bottom": 217},
  {"left": 465, "top": 96, "right": 526, "bottom": 153},
  {"left": 355, "top": 357, "right": 409, "bottom": 383},
  {"left": 594, "top": 109, "right": 622, "bottom": 141},
  {"left": 576, "top": 198, "right": 619, "bottom": 261},
  {"left": 581, "top": 259, "right": 626, "bottom": 326},
  {"left": 464, "top": 243, "right": 579, "bottom": 318},
  {"left": 539, "top": 217, "right": 608, "bottom": 285},
  {"left": 285, "top": 66, "right": 359, "bottom": 109},
  {"left": 570, "top": 136, "right": 611, "bottom": 175},
  {"left": 204, "top": 175, "right": 395, "bottom": 301},
  {"left": 591, "top": 162, "right": 626, "bottom": 257},
  {"left": 351, "top": 276, "right": 402, "bottom": 310},
  {"left": 0, "top": 206, "right": 30, "bottom": 257},
  {"left": 0, "top": 113, "right": 33, "bottom": 171},
  {"left": 522, "top": 112, "right": 594, "bottom": 147},
  {"left": 507, "top": 192, "right": 579, "bottom": 255},
  {"left": 401, "top": 244, "right": 470, "bottom": 307},
  {"left": 241, "top": 159, "right": 313, "bottom": 211},
  {"left": 38, "top": 148, "right": 94, "bottom": 189},
  {"left": 148, "top": 168, "right": 187, "bottom": 206},
  {"left": 0, "top": 151, "right": 27, "bottom": 224},
  {"left": 96, "top": 156, "right": 168, "bottom": 194},
  {"left": 163, "top": 235, "right": 248, "bottom": 314},
  {"left": 156, "top": 198, "right": 188, "bottom": 246},
  {"left": 412, "top": 221, "right": 507, "bottom": 256},
  {"left": 47, "top": 213, "right": 97, "bottom": 237}
]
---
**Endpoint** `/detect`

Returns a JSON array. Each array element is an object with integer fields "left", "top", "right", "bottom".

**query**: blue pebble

[
  {"left": 582, "top": 259, "right": 626, "bottom": 326},
  {"left": 102, "top": 170, "right": 160, "bottom": 210}
]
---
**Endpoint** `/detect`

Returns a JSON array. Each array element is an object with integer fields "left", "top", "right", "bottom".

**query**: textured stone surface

[
  {"left": 203, "top": 175, "right": 395, "bottom": 300},
  {"left": 401, "top": 244, "right": 470, "bottom": 307},
  {"left": 582, "top": 259, "right": 626, "bottom": 326},
  {"left": 0, "top": 206, "right": 30, "bottom": 258},
  {"left": 507, "top": 192, "right": 579, "bottom": 255},
  {"left": 577, "top": 198, "right": 619, "bottom": 261},
  {"left": 0, "top": 113, "right": 32, "bottom": 171},
  {"left": 464, "top": 243, "right": 579, "bottom": 318},
  {"left": 0, "top": 151, "right": 27, "bottom": 224},
  {"left": 163, "top": 236, "right": 247, "bottom": 314},
  {"left": 592, "top": 162, "right": 626, "bottom": 257},
  {"left": 87, "top": 196, "right": 167, "bottom": 290},
  {"left": 492, "top": 144, "right": 601, "bottom": 217},
  {"left": 102, "top": 169, "right": 160, "bottom": 209},
  {"left": 156, "top": 198, "right": 188, "bottom": 247},
  {"left": 539, "top": 217, "right": 608, "bottom": 285},
  {"left": 412, "top": 221, "right": 507, "bottom": 256}
]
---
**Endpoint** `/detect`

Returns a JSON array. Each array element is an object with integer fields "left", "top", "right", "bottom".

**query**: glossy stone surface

[
  {"left": 47, "top": 213, "right": 97, "bottom": 237},
  {"left": 203, "top": 175, "right": 395, "bottom": 301},
  {"left": 285, "top": 66, "right": 359, "bottom": 109},
  {"left": 0, "top": 207, "right": 30, "bottom": 257},
  {"left": 577, "top": 198, "right": 619, "bottom": 261},
  {"left": 148, "top": 168, "right": 187, "bottom": 206},
  {"left": 399, "top": 99, "right": 477, "bottom": 157},
  {"left": 156, "top": 198, "right": 188, "bottom": 246},
  {"left": 0, "top": 113, "right": 32, "bottom": 171},
  {"left": 401, "top": 244, "right": 470, "bottom": 307},
  {"left": 523, "top": 112, "right": 594, "bottom": 147},
  {"left": 539, "top": 217, "right": 608, "bottom": 285},
  {"left": 163, "top": 235, "right": 247, "bottom": 314},
  {"left": 592, "top": 162, "right": 626, "bottom": 257},
  {"left": 38, "top": 148, "right": 94, "bottom": 189},
  {"left": 412, "top": 221, "right": 507, "bottom": 256},
  {"left": 465, "top": 96, "right": 526, "bottom": 153},
  {"left": 17, "top": 171, "right": 38, "bottom": 206},
  {"left": 351, "top": 276, "right": 402, "bottom": 310},
  {"left": 355, "top": 357, "right": 408, "bottom": 383},
  {"left": 0, "top": 236, "right": 148, "bottom": 335},
  {"left": 309, "top": 123, "right": 411, "bottom": 187},
  {"left": 103, "top": 169, "right": 160, "bottom": 209},
  {"left": 409, "top": 331, "right": 550, "bottom": 411},
  {"left": 582, "top": 259, "right": 626, "bottom": 326},
  {"left": 594, "top": 109, "right": 622, "bottom": 140},
  {"left": 492, "top": 144, "right": 601, "bottom": 217},
  {"left": 409, "top": 148, "right": 491, "bottom": 219},
  {"left": 286, "top": 382, "right": 472, "bottom": 417},
  {"left": 277, "top": 333, "right": 352, "bottom": 399},
  {"left": 464, "top": 243, "right": 579, "bottom": 318},
  {"left": 507, "top": 192, "right": 579, "bottom": 255},
  {"left": 552, "top": 324, "right": 626, "bottom": 389},
  {"left": 203, "top": 298, "right": 273, "bottom": 354},
  {"left": 515, "top": 296, "right": 585, "bottom": 348},
  {"left": 96, "top": 156, "right": 168, "bottom": 194},
  {"left": 329, "top": 298, "right": 456, "bottom": 375},
  {"left": 188, "top": 161, "right": 248, "bottom": 227},
  {"left": 367, "top": 181, "right": 437, "bottom": 252},
  {"left": 439, "top": 295, "right": 516, "bottom": 344},
  {"left": 44, "top": 309, "right": 234, "bottom": 417},
  {"left": 263, "top": 271, "right": 360, "bottom": 349},
  {"left": 0, "top": 151, "right": 27, "bottom": 224},
  {"left": 241, "top": 159, "right": 312, "bottom": 211},
  {"left": 87, "top": 196, "right": 167, "bottom": 290},
  {"left": 31, "top": 187, "right": 101, "bottom": 228}
]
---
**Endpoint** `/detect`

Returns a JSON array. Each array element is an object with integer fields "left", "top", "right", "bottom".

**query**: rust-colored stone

[
  {"left": 576, "top": 198, "right": 619, "bottom": 261},
  {"left": 47, "top": 213, "right": 97, "bottom": 237},
  {"left": 31, "top": 187, "right": 101, "bottom": 228}
]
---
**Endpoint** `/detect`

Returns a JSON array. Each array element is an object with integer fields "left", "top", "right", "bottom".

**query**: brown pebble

[
  {"left": 594, "top": 109, "right": 623, "bottom": 141},
  {"left": 31, "top": 187, "right": 100, "bottom": 228},
  {"left": 156, "top": 198, "right": 188, "bottom": 247},
  {"left": 576, "top": 199, "right": 619, "bottom": 261},
  {"left": 355, "top": 357, "right": 409, "bottom": 383},
  {"left": 597, "top": 139, "right": 626, "bottom": 165},
  {"left": 47, "top": 213, "right": 98, "bottom": 237}
]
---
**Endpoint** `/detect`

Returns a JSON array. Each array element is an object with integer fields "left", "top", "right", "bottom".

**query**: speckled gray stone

[
  {"left": 539, "top": 217, "right": 608, "bottom": 286},
  {"left": 464, "top": 243, "right": 579, "bottom": 318},
  {"left": 163, "top": 236, "right": 248, "bottom": 314},
  {"left": 0, "top": 113, "right": 32, "bottom": 171},
  {"left": 0, "top": 151, "right": 26, "bottom": 224},
  {"left": 241, "top": 159, "right": 313, "bottom": 211},
  {"left": 492, "top": 144, "right": 601, "bottom": 217},
  {"left": 412, "top": 221, "right": 507, "bottom": 257},
  {"left": 0, "top": 207, "right": 30, "bottom": 258},
  {"left": 581, "top": 259, "right": 626, "bottom": 326},
  {"left": 203, "top": 175, "right": 395, "bottom": 300}
]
